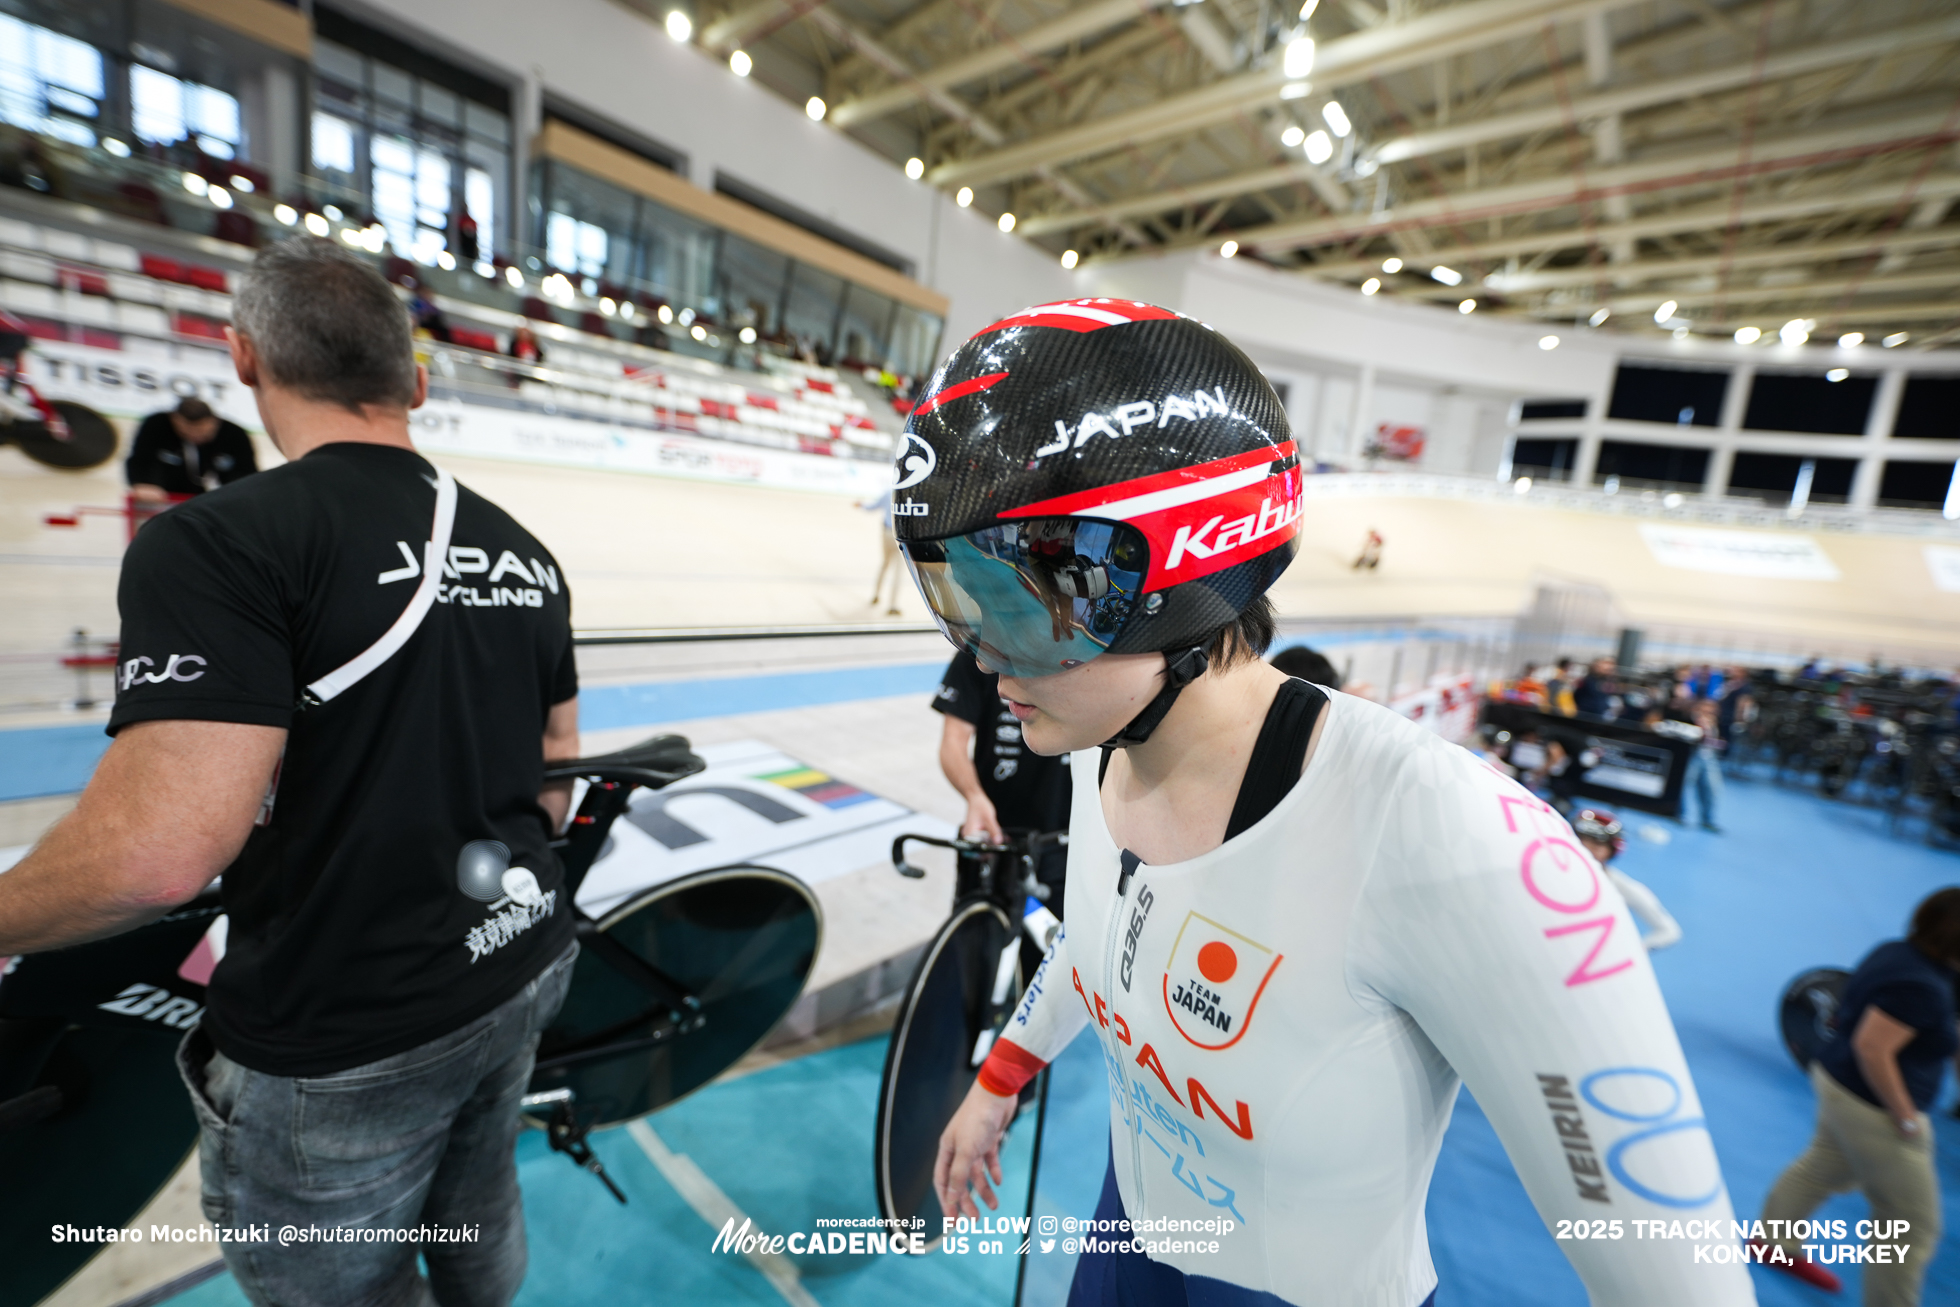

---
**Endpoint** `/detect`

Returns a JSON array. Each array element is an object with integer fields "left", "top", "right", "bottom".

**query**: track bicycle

[
  {"left": 0, "top": 732, "right": 822, "bottom": 1307},
  {"left": 0, "top": 338, "right": 117, "bottom": 471},
  {"left": 873, "top": 829, "right": 1065, "bottom": 1233}
]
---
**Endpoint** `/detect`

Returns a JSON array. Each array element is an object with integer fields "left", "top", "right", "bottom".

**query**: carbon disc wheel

[
  {"left": 527, "top": 865, "right": 821, "bottom": 1129},
  {"left": 10, "top": 402, "right": 118, "bottom": 470},
  {"left": 874, "top": 899, "right": 1020, "bottom": 1230},
  {"left": 1779, "top": 967, "right": 1852, "bottom": 1071}
]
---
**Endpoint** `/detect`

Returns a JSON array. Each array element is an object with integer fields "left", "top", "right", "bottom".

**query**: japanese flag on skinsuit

[{"left": 1161, "top": 911, "right": 1283, "bottom": 1050}]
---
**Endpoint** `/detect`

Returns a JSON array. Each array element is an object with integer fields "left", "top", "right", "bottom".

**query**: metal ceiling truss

[{"left": 687, "top": 0, "right": 1960, "bottom": 344}]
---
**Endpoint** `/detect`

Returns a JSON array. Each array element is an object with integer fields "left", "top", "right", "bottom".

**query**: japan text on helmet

[
  {"left": 891, "top": 299, "right": 1302, "bottom": 695},
  {"left": 1571, "top": 807, "right": 1626, "bottom": 857}
]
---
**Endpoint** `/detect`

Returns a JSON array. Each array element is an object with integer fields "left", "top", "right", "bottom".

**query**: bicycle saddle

[{"left": 546, "top": 734, "right": 706, "bottom": 789}]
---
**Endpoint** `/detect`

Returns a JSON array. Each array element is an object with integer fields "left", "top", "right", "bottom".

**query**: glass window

[
  {"left": 835, "top": 283, "right": 897, "bottom": 368},
  {"left": 889, "top": 304, "right": 943, "bottom": 378},
  {"left": 0, "top": 15, "right": 105, "bottom": 146},
  {"left": 309, "top": 39, "right": 510, "bottom": 265},
  {"left": 716, "top": 235, "right": 789, "bottom": 338},
  {"left": 782, "top": 263, "right": 844, "bottom": 356},
  {"left": 637, "top": 198, "right": 718, "bottom": 312},
  {"left": 129, "top": 62, "right": 240, "bottom": 157}
]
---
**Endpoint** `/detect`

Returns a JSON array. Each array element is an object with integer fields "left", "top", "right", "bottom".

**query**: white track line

[{"left": 623, "top": 1118, "right": 822, "bottom": 1307}]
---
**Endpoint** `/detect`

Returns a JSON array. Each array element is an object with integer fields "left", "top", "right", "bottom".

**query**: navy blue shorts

[{"left": 1067, "top": 1152, "right": 1438, "bottom": 1307}]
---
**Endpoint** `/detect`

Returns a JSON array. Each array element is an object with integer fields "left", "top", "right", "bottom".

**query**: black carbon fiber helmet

[{"left": 893, "top": 298, "right": 1302, "bottom": 743}]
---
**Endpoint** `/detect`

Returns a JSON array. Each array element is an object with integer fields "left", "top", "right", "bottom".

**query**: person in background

[
  {"left": 1543, "top": 658, "right": 1577, "bottom": 716},
  {"left": 1269, "top": 644, "right": 1343, "bottom": 690},
  {"left": 857, "top": 487, "right": 903, "bottom": 615},
  {"left": 932, "top": 648, "right": 1072, "bottom": 913},
  {"left": 126, "top": 396, "right": 257, "bottom": 503},
  {"left": 1752, "top": 887, "right": 1960, "bottom": 1303},
  {"left": 1570, "top": 808, "right": 1681, "bottom": 951},
  {"left": 1351, "top": 527, "right": 1384, "bottom": 570},
  {"left": 507, "top": 323, "right": 545, "bottom": 367},
  {"left": 1680, "top": 698, "right": 1725, "bottom": 832},
  {"left": 1573, "top": 655, "right": 1619, "bottom": 717}
]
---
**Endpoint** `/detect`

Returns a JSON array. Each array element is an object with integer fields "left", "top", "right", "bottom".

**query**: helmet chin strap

[{"left": 1103, "top": 645, "right": 1210, "bottom": 748}]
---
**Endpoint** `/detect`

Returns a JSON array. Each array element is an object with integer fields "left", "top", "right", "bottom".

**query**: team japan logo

[{"left": 1161, "top": 911, "right": 1282, "bottom": 1050}]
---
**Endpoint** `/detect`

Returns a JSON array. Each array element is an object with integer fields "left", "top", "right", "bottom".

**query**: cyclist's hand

[
  {"left": 935, "top": 1080, "right": 1017, "bottom": 1219},
  {"left": 961, "top": 794, "right": 1005, "bottom": 845}
]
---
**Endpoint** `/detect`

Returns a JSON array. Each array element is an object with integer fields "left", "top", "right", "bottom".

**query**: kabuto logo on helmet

[
  {"left": 977, "top": 299, "right": 1182, "bottom": 335},
  {"left": 893, "top": 432, "right": 938, "bottom": 489},
  {"left": 1004, "top": 443, "right": 1303, "bottom": 592}
]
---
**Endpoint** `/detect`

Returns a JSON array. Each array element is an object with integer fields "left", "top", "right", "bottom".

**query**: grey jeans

[{"left": 176, "top": 943, "right": 577, "bottom": 1307}]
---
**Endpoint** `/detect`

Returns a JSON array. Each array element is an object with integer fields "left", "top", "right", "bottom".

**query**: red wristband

[{"left": 976, "top": 1037, "right": 1048, "bottom": 1097}]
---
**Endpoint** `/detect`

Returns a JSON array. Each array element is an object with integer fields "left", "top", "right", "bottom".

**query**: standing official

[{"left": 125, "top": 396, "right": 258, "bottom": 501}]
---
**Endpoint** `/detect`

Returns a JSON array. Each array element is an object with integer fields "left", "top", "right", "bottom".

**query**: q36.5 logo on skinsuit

[
  {"left": 893, "top": 432, "right": 938, "bottom": 490},
  {"left": 1161, "top": 911, "right": 1283, "bottom": 1050}
]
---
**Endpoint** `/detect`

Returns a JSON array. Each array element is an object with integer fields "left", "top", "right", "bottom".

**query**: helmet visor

[{"left": 901, "top": 518, "right": 1149, "bottom": 678}]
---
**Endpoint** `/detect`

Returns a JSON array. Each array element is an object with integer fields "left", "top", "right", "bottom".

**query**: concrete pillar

[
  {"left": 1851, "top": 367, "right": 1907, "bottom": 510},
  {"left": 1350, "top": 364, "right": 1377, "bottom": 463},
  {"left": 510, "top": 66, "right": 545, "bottom": 258}
]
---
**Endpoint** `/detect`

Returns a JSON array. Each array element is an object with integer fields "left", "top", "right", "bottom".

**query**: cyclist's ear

[{"left": 226, "top": 328, "right": 261, "bottom": 389}]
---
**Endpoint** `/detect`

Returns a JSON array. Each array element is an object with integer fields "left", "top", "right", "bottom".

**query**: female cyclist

[{"left": 896, "top": 299, "right": 1755, "bottom": 1306}]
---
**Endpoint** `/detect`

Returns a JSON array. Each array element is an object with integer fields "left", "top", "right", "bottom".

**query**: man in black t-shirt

[
  {"left": 933, "top": 649, "right": 1071, "bottom": 904},
  {"left": 125, "top": 396, "right": 258, "bottom": 501},
  {"left": 0, "top": 238, "right": 578, "bottom": 1307}
]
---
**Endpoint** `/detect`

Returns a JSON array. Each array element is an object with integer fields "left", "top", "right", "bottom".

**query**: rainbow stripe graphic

[{"left": 753, "top": 765, "right": 875, "bottom": 810}]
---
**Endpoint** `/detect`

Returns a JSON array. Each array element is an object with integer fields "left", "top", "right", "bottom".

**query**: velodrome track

[{"left": 8, "top": 437, "right": 1960, "bottom": 671}]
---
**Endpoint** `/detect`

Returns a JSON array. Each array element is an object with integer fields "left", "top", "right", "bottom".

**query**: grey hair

[{"left": 231, "top": 237, "right": 416, "bottom": 413}]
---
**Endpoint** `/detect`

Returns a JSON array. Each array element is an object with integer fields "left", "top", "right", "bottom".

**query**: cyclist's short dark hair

[
  {"left": 1206, "top": 595, "right": 1277, "bottom": 669},
  {"left": 1907, "top": 887, "right": 1960, "bottom": 963},
  {"left": 232, "top": 237, "right": 416, "bottom": 414}
]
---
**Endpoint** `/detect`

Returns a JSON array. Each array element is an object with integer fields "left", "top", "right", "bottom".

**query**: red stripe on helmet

[
  {"left": 1005, "top": 442, "right": 1302, "bottom": 592},
  {"left": 1002, "top": 444, "right": 1292, "bottom": 519},
  {"left": 911, "top": 370, "right": 1009, "bottom": 418},
  {"left": 977, "top": 299, "right": 1181, "bottom": 336}
]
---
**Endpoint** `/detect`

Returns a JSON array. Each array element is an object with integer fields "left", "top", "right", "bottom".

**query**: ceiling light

[
  {"left": 1589, "top": 307, "right": 1610, "bottom": 326},
  {"left": 1653, "top": 300, "right": 1678, "bottom": 324},
  {"left": 956, "top": 186, "right": 973, "bottom": 208},
  {"left": 657, "top": 304, "right": 674, "bottom": 324},
  {"left": 740, "top": 326, "right": 757, "bottom": 344},
  {"left": 1381, "top": 257, "right": 1402, "bottom": 274},
  {"left": 323, "top": 204, "right": 343, "bottom": 220},
  {"left": 103, "top": 137, "right": 131, "bottom": 157},
  {"left": 805, "top": 96, "right": 826, "bottom": 121},
  {"left": 1280, "top": 81, "right": 1311, "bottom": 100},
  {"left": 304, "top": 211, "right": 330, "bottom": 237},
  {"left": 1733, "top": 326, "right": 1761, "bottom": 344},
  {"left": 504, "top": 265, "right": 523, "bottom": 288},
  {"left": 905, "top": 156, "right": 924, "bottom": 180},
  {"left": 1061, "top": 249, "right": 1079, "bottom": 269},
  {"left": 361, "top": 226, "right": 386, "bottom": 253},
  {"left": 1280, "top": 125, "right": 1304, "bottom": 148},
  {"left": 1459, "top": 298, "right": 1476, "bottom": 314},
  {"left": 1299, "top": 0, "right": 1318, "bottom": 16},
  {"left": 1539, "top": 335, "right": 1559, "bottom": 350},
  {"left": 181, "top": 171, "right": 206, "bottom": 196},
  {"left": 664, "top": 10, "right": 691, "bottom": 41},
  {"left": 1284, "top": 36, "right": 1315, "bottom": 79},
  {"left": 1514, "top": 476, "right": 1533, "bottom": 494},
  {"left": 678, "top": 306, "right": 695, "bottom": 325},
  {"left": 1837, "top": 332, "right": 1863, "bottom": 348},
  {"left": 620, "top": 301, "right": 636, "bottom": 319},
  {"left": 208, "top": 187, "right": 233, "bottom": 210},
  {"left": 998, "top": 212, "right": 1016, "bottom": 232},
  {"left": 1663, "top": 492, "right": 1684, "bottom": 508},
  {"left": 1220, "top": 239, "right": 1239, "bottom": 258},
  {"left": 337, "top": 228, "right": 360, "bottom": 247},
  {"left": 436, "top": 250, "right": 457, "bottom": 271},
  {"left": 1430, "top": 265, "right": 1461, "bottom": 286},
  {"left": 273, "top": 203, "right": 297, "bottom": 226},
  {"left": 1883, "top": 331, "right": 1909, "bottom": 347},
  {"left": 1321, "top": 101, "right": 1351, "bottom": 138},
  {"left": 1672, "top": 325, "right": 1690, "bottom": 340},
  {"left": 1303, "top": 129, "right": 1333, "bottom": 164},
  {"left": 729, "top": 49, "right": 751, "bottom": 77},
  {"left": 229, "top": 175, "right": 255, "bottom": 193},
  {"left": 1780, "top": 318, "right": 1811, "bottom": 345},
  {"left": 691, "top": 324, "right": 707, "bottom": 341},
  {"left": 1361, "top": 277, "right": 1380, "bottom": 295},
  {"left": 1825, "top": 367, "right": 1849, "bottom": 382},
  {"left": 600, "top": 297, "right": 617, "bottom": 317}
]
